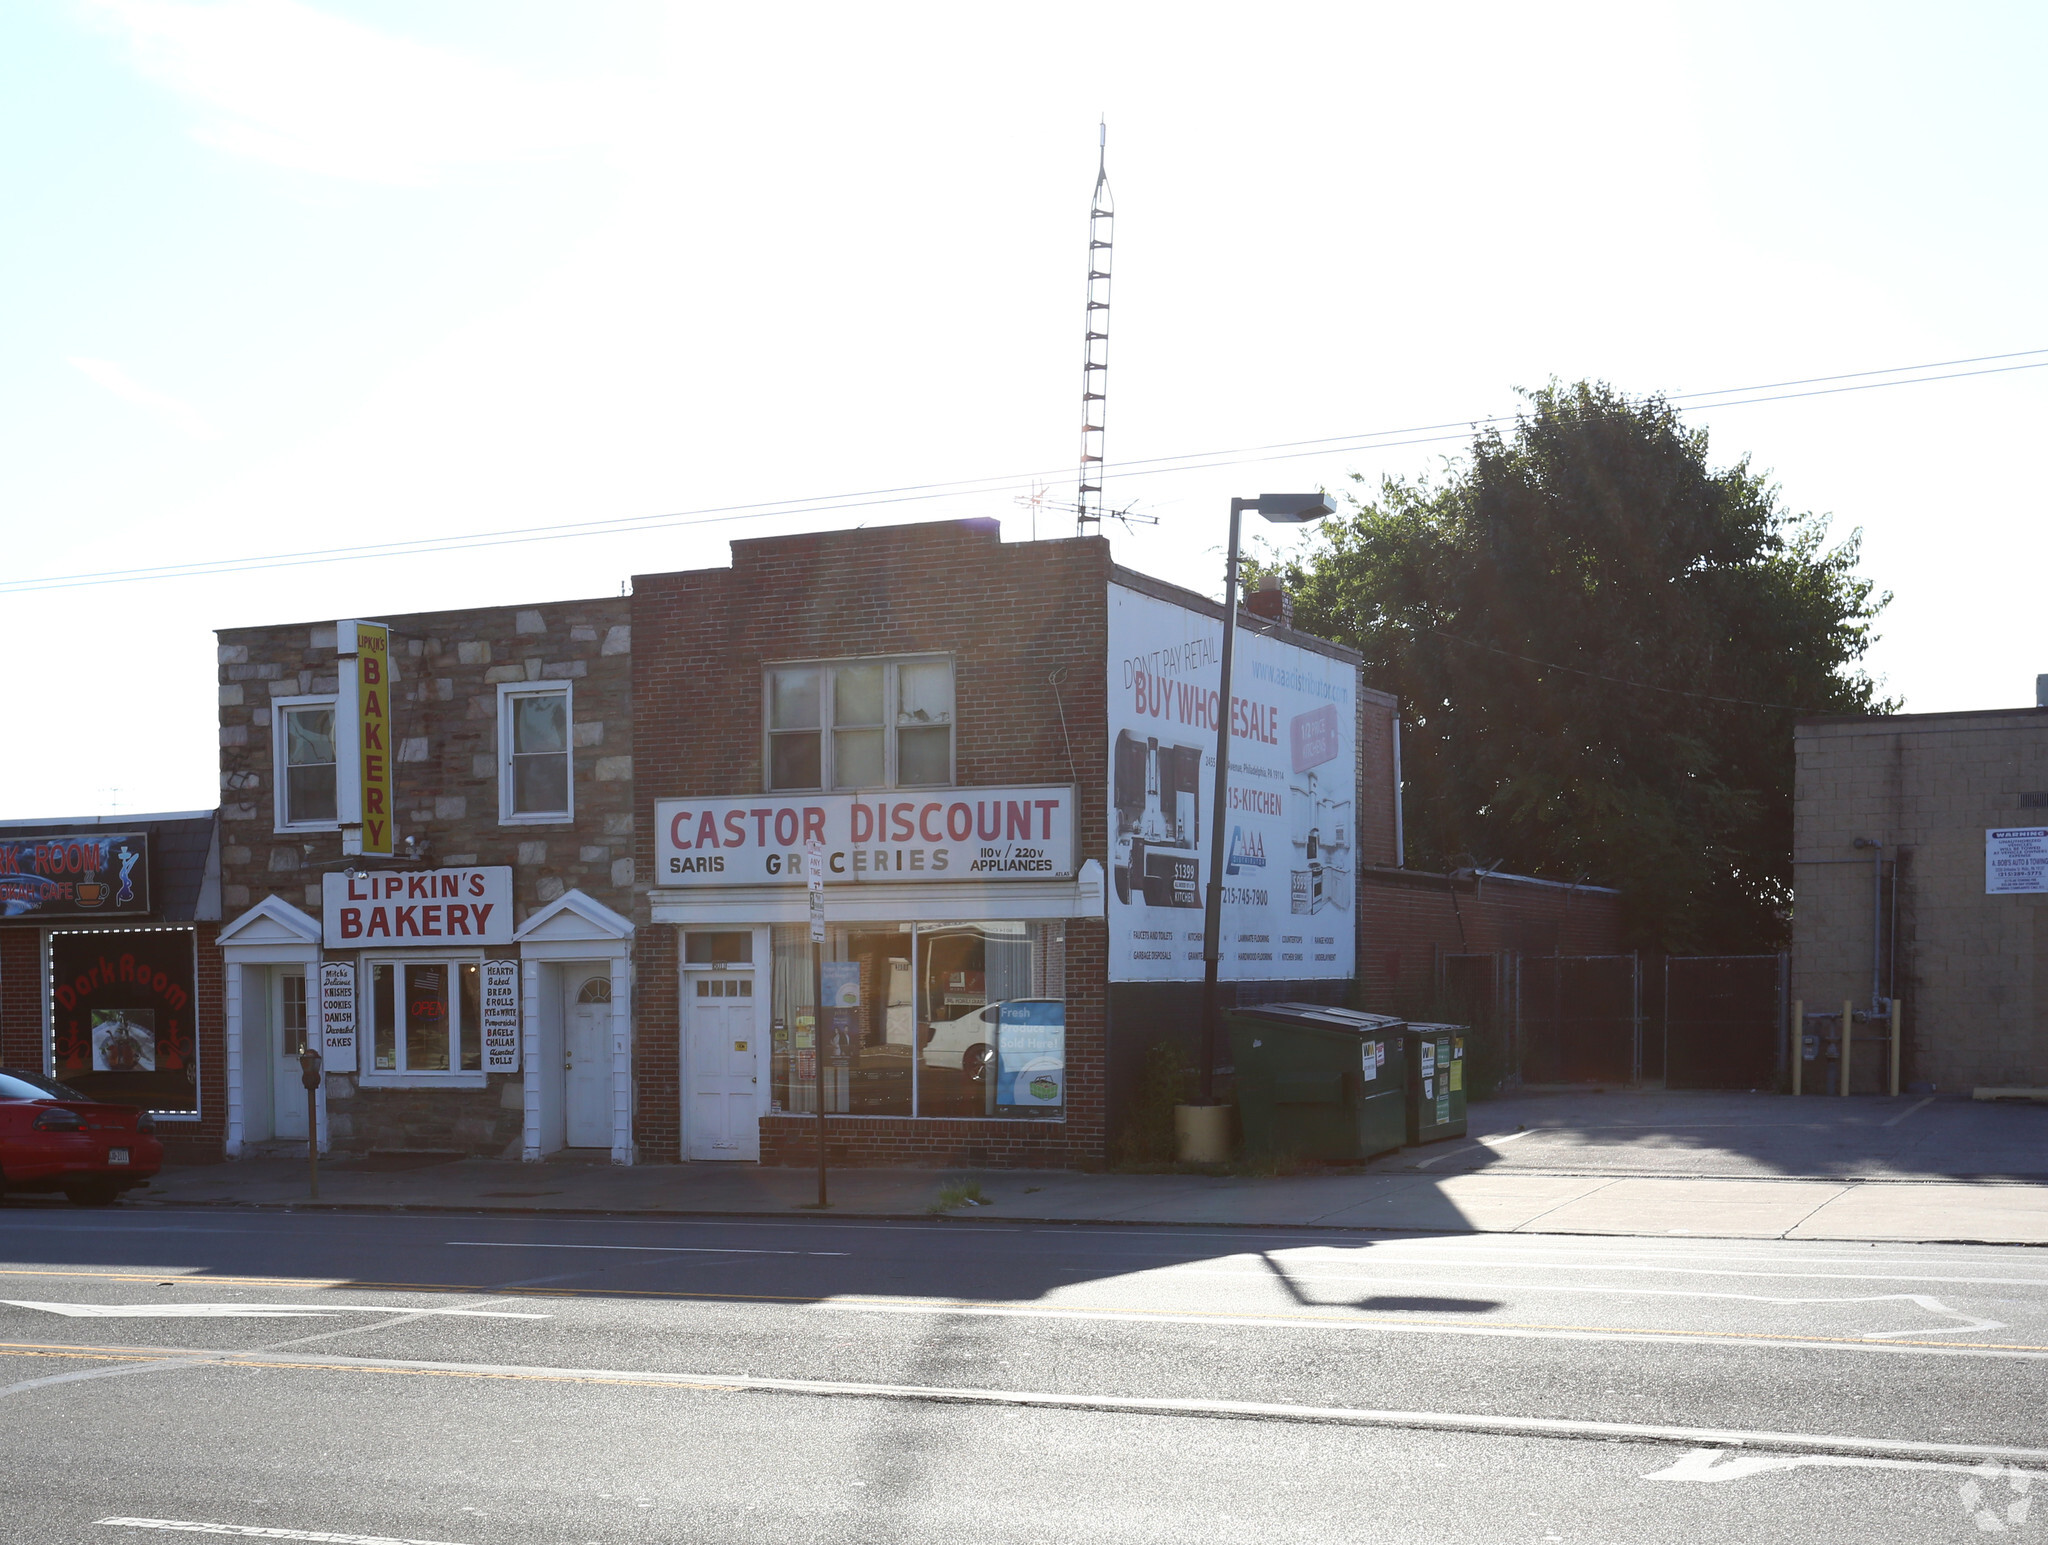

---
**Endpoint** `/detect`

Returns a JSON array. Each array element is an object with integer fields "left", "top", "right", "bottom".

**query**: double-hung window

[
  {"left": 498, "top": 684, "right": 572, "bottom": 823},
  {"left": 274, "top": 697, "right": 339, "bottom": 830},
  {"left": 767, "top": 657, "right": 953, "bottom": 792},
  {"left": 369, "top": 959, "right": 482, "bottom": 1077}
]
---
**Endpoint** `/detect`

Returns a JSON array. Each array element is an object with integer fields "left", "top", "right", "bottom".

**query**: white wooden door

[
  {"left": 687, "top": 972, "right": 758, "bottom": 1160},
  {"left": 565, "top": 973, "right": 613, "bottom": 1149},
  {"left": 270, "top": 970, "right": 309, "bottom": 1141}
]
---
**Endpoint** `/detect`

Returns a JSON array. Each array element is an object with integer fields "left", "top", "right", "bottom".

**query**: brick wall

[
  {"left": 0, "top": 927, "right": 38, "bottom": 1068},
  {"left": 215, "top": 597, "right": 637, "bottom": 1154},
  {"left": 1355, "top": 865, "right": 1627, "bottom": 1016},
  {"left": 163, "top": 920, "right": 228, "bottom": 1162},
  {"left": 1794, "top": 708, "right": 2048, "bottom": 1091},
  {"left": 632, "top": 520, "right": 1113, "bottom": 1166}
]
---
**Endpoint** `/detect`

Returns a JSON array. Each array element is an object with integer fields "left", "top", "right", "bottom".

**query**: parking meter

[{"left": 300, "top": 1049, "right": 323, "bottom": 1198}]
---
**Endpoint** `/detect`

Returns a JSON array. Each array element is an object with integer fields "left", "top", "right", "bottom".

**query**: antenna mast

[{"left": 1076, "top": 120, "right": 1113, "bottom": 535}]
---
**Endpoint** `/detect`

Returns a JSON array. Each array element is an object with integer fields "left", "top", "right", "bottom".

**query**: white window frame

[
  {"left": 497, "top": 682, "right": 575, "bottom": 826},
  {"left": 357, "top": 953, "right": 489, "bottom": 1088},
  {"left": 273, "top": 694, "right": 341, "bottom": 834},
  {"left": 763, "top": 655, "right": 955, "bottom": 794}
]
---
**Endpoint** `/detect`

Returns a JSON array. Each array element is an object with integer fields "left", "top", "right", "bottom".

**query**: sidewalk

[{"left": 110, "top": 1089, "right": 2048, "bottom": 1247}]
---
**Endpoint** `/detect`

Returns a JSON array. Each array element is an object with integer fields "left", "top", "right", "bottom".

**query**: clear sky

[{"left": 5, "top": 1, "right": 2044, "bottom": 819}]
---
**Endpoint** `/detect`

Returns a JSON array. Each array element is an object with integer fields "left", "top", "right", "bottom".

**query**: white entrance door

[
  {"left": 688, "top": 972, "right": 759, "bottom": 1160},
  {"left": 564, "top": 973, "right": 613, "bottom": 1149},
  {"left": 270, "top": 970, "right": 310, "bottom": 1141}
]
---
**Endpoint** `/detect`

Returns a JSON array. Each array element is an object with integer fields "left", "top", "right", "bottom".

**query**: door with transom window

[{"left": 687, "top": 968, "right": 759, "bottom": 1160}]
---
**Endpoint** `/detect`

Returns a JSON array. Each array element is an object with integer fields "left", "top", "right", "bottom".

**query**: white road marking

[
  {"left": 1244, "top": 1247, "right": 2048, "bottom": 1288},
  {"left": 444, "top": 1241, "right": 847, "bottom": 1256},
  {"left": 1883, "top": 1096, "right": 1937, "bottom": 1128},
  {"left": 3, "top": 1302, "right": 548, "bottom": 1320},
  {"left": 1410, "top": 1130, "right": 1539, "bottom": 1169},
  {"left": 1643, "top": 1445, "right": 2037, "bottom": 1483},
  {"left": 99, "top": 1520, "right": 469, "bottom": 1543},
  {"left": 88, "top": 1345, "right": 2048, "bottom": 1466},
  {"left": 798, "top": 1296, "right": 2043, "bottom": 1358},
  {"left": 1140, "top": 1263, "right": 2009, "bottom": 1337}
]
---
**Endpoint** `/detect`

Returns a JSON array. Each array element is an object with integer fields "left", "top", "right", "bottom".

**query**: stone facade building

[
  {"left": 1794, "top": 700, "right": 2048, "bottom": 1093},
  {"left": 212, "top": 597, "right": 640, "bottom": 1159}
]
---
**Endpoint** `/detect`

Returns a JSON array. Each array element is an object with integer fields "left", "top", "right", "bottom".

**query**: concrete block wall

[
  {"left": 215, "top": 597, "right": 637, "bottom": 1154},
  {"left": 1794, "top": 708, "right": 2048, "bottom": 1091}
]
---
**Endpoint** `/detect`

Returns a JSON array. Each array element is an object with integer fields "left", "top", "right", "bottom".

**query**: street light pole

[
  {"left": 1197, "top": 499, "right": 1249, "bottom": 1104},
  {"left": 1194, "top": 493, "right": 1336, "bottom": 1114}
]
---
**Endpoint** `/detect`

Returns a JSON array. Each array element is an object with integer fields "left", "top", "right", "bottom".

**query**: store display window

[
  {"left": 47, "top": 928, "right": 199, "bottom": 1113},
  {"left": 768, "top": 921, "right": 1064, "bottom": 1119}
]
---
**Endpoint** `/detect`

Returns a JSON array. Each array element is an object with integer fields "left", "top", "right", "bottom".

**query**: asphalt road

[{"left": 1, "top": 1202, "right": 2044, "bottom": 1543}]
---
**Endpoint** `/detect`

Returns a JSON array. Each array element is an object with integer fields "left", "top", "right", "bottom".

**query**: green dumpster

[
  {"left": 1228, "top": 1003, "right": 1409, "bottom": 1162},
  {"left": 1400, "top": 1023, "right": 1469, "bottom": 1144}
]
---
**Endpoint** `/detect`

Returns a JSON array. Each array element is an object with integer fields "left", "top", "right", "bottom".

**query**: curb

[{"left": 98, "top": 1191, "right": 2048, "bottom": 1248}]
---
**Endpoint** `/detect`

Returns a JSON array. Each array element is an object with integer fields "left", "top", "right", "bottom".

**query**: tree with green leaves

[{"left": 1257, "top": 381, "right": 1890, "bottom": 951}]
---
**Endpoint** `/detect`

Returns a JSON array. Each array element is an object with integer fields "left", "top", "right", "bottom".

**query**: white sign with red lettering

[
  {"left": 654, "top": 787, "right": 1077, "bottom": 887},
  {"left": 321, "top": 866, "right": 515, "bottom": 947}
]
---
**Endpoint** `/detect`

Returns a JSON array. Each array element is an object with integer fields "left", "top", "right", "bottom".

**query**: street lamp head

[{"left": 1249, "top": 492, "right": 1334, "bottom": 524}]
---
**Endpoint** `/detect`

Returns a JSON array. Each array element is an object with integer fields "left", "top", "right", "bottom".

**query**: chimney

[
  {"left": 2038, "top": 674, "right": 2048, "bottom": 709},
  {"left": 1245, "top": 573, "right": 1293, "bottom": 629}
]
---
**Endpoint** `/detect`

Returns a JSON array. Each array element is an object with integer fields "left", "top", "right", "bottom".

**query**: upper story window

[
  {"left": 766, "top": 657, "right": 954, "bottom": 792},
  {"left": 498, "top": 684, "right": 572, "bottom": 824},
  {"left": 275, "top": 697, "right": 339, "bottom": 831}
]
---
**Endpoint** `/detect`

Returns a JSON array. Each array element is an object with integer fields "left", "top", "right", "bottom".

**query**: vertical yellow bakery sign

[
  {"left": 355, "top": 622, "right": 393, "bottom": 856},
  {"left": 337, "top": 620, "right": 396, "bottom": 859}
]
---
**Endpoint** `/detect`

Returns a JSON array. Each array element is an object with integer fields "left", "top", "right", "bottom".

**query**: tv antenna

[{"left": 1076, "top": 119, "right": 1113, "bottom": 535}]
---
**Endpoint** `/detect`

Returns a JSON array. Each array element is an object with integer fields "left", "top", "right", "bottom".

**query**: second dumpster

[
  {"left": 1227, "top": 1003, "right": 1408, "bottom": 1163},
  {"left": 1401, "top": 1022, "right": 1469, "bottom": 1144}
]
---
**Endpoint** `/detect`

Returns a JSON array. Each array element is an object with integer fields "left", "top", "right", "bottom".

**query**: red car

[{"left": 0, "top": 1068, "right": 163, "bottom": 1206}]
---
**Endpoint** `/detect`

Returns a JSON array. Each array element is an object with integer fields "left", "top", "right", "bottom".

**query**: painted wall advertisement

[
  {"left": 1107, "top": 582, "right": 1358, "bottom": 982},
  {"left": 1986, "top": 828, "right": 2048, "bottom": 894},
  {"left": 49, "top": 928, "right": 198, "bottom": 1111},
  {"left": 0, "top": 832, "right": 150, "bottom": 921}
]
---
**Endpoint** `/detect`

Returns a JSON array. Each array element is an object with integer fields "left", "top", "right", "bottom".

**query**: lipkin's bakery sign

[
  {"left": 654, "top": 786, "right": 1076, "bottom": 887},
  {"left": 321, "top": 866, "right": 514, "bottom": 947}
]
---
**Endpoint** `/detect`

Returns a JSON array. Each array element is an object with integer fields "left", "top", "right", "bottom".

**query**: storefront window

[
  {"left": 769, "top": 921, "right": 1063, "bottom": 1119},
  {"left": 370, "top": 960, "right": 483, "bottom": 1074},
  {"left": 48, "top": 928, "right": 200, "bottom": 1113}
]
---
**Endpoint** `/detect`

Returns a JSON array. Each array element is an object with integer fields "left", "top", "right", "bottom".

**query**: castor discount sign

[
  {"left": 1107, "top": 581, "right": 1359, "bottom": 983},
  {"left": 654, "top": 787, "right": 1076, "bottom": 887}
]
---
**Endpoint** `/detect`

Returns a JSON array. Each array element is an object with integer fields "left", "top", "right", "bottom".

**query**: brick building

[
  {"left": 4, "top": 516, "right": 1634, "bottom": 1174},
  {"left": 211, "top": 599, "right": 640, "bottom": 1160},
  {"left": 0, "top": 811, "right": 224, "bottom": 1164},
  {"left": 1795, "top": 698, "right": 2048, "bottom": 1093},
  {"left": 631, "top": 519, "right": 1389, "bottom": 1167}
]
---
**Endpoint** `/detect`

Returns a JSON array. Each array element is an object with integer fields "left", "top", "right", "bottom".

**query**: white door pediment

[{"left": 219, "top": 894, "right": 323, "bottom": 949}]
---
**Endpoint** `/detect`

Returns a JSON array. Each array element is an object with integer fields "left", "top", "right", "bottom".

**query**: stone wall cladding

[
  {"left": 1793, "top": 708, "right": 2048, "bottom": 1091},
  {"left": 631, "top": 520, "right": 1116, "bottom": 1167},
  {"left": 215, "top": 596, "right": 637, "bottom": 1155}
]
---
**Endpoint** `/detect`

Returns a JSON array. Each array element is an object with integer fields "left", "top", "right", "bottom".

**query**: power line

[{"left": 8, "top": 345, "right": 2047, "bottom": 597}]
